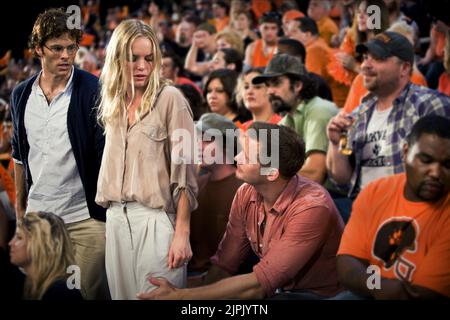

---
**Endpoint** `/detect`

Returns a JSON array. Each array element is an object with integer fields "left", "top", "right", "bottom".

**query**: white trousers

[{"left": 105, "top": 202, "right": 186, "bottom": 300}]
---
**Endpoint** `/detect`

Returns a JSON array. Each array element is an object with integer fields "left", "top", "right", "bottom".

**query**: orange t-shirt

[
  {"left": 251, "top": 39, "right": 277, "bottom": 68},
  {"left": 241, "top": 113, "right": 283, "bottom": 131},
  {"left": 214, "top": 16, "right": 230, "bottom": 33},
  {"left": 338, "top": 173, "right": 450, "bottom": 297},
  {"left": 305, "top": 37, "right": 330, "bottom": 77},
  {"left": 431, "top": 26, "right": 446, "bottom": 58},
  {"left": 343, "top": 70, "right": 428, "bottom": 113},
  {"left": 0, "top": 161, "right": 15, "bottom": 206},
  {"left": 317, "top": 16, "right": 339, "bottom": 47},
  {"left": 438, "top": 72, "right": 450, "bottom": 97}
]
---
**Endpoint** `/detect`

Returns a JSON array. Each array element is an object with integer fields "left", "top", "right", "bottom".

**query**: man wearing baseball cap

[
  {"left": 326, "top": 31, "right": 450, "bottom": 204},
  {"left": 253, "top": 53, "right": 338, "bottom": 185}
]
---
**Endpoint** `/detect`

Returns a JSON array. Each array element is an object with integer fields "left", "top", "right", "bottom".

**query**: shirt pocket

[{"left": 140, "top": 125, "right": 168, "bottom": 159}]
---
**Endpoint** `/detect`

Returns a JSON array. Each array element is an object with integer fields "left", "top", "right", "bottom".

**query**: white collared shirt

[{"left": 24, "top": 67, "right": 89, "bottom": 223}]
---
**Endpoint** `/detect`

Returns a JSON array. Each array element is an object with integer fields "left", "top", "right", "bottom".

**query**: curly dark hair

[
  {"left": 29, "top": 8, "right": 82, "bottom": 56},
  {"left": 287, "top": 74, "right": 318, "bottom": 102}
]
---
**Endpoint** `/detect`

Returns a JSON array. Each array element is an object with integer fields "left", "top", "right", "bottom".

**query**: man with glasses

[{"left": 10, "top": 8, "right": 108, "bottom": 299}]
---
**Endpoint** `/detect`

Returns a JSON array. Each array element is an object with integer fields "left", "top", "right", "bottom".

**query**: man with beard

[
  {"left": 252, "top": 53, "right": 338, "bottom": 184},
  {"left": 337, "top": 115, "right": 450, "bottom": 299},
  {"left": 326, "top": 32, "right": 450, "bottom": 201}
]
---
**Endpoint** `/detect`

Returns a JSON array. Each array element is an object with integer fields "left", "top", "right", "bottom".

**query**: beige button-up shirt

[{"left": 95, "top": 85, "right": 198, "bottom": 214}]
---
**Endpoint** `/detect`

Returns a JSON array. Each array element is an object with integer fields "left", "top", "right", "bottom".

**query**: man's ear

[
  {"left": 402, "top": 142, "right": 409, "bottom": 163},
  {"left": 294, "top": 80, "right": 303, "bottom": 96},
  {"left": 266, "top": 167, "right": 280, "bottom": 182},
  {"left": 35, "top": 47, "right": 43, "bottom": 58}
]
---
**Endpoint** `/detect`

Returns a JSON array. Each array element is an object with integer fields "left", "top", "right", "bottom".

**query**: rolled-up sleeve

[{"left": 166, "top": 87, "right": 199, "bottom": 212}]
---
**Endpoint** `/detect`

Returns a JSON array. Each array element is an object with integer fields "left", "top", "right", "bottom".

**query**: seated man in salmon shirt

[{"left": 138, "top": 123, "right": 344, "bottom": 300}]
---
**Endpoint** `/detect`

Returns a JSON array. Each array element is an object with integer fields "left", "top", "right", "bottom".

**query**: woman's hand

[
  {"left": 168, "top": 231, "right": 192, "bottom": 269},
  {"left": 335, "top": 52, "right": 360, "bottom": 73}
]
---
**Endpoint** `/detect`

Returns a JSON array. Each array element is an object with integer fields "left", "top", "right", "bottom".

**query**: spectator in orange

[
  {"left": 236, "top": 67, "right": 282, "bottom": 131},
  {"left": 287, "top": 16, "right": 349, "bottom": 108},
  {"left": 328, "top": 0, "right": 389, "bottom": 87},
  {"left": 244, "top": 12, "right": 280, "bottom": 69},
  {"left": 212, "top": 1, "right": 230, "bottom": 32},
  {"left": 282, "top": 9, "right": 304, "bottom": 36},
  {"left": 337, "top": 115, "right": 450, "bottom": 299},
  {"left": 418, "top": 19, "right": 449, "bottom": 89},
  {"left": 307, "top": 0, "right": 339, "bottom": 47},
  {"left": 438, "top": 30, "right": 450, "bottom": 96}
]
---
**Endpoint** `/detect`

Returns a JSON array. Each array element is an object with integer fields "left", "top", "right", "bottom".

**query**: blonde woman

[
  {"left": 95, "top": 19, "right": 198, "bottom": 300},
  {"left": 9, "top": 212, "right": 83, "bottom": 300}
]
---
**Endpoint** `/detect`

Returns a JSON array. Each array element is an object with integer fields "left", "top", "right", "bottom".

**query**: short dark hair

[
  {"left": 296, "top": 16, "right": 319, "bottom": 36},
  {"left": 176, "top": 84, "right": 207, "bottom": 121},
  {"left": 162, "top": 51, "right": 184, "bottom": 74},
  {"left": 29, "top": 8, "right": 82, "bottom": 56},
  {"left": 247, "top": 122, "right": 305, "bottom": 179},
  {"left": 204, "top": 69, "right": 239, "bottom": 113},
  {"left": 219, "top": 48, "right": 243, "bottom": 73},
  {"left": 277, "top": 38, "right": 306, "bottom": 62},
  {"left": 406, "top": 115, "right": 450, "bottom": 146},
  {"left": 259, "top": 11, "right": 281, "bottom": 26}
]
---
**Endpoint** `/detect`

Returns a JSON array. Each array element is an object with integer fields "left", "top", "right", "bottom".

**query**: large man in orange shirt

[{"left": 337, "top": 115, "right": 450, "bottom": 299}]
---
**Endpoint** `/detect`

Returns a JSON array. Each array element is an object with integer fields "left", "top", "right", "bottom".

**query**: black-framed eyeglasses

[{"left": 43, "top": 43, "right": 79, "bottom": 55}]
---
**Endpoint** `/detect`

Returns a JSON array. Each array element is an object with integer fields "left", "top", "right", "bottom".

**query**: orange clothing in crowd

[
  {"left": 305, "top": 37, "right": 349, "bottom": 108},
  {"left": 317, "top": 16, "right": 339, "bottom": 47},
  {"left": 327, "top": 30, "right": 358, "bottom": 87},
  {"left": 343, "top": 70, "right": 428, "bottom": 113},
  {"left": 214, "top": 16, "right": 230, "bottom": 33},
  {"left": 431, "top": 26, "right": 446, "bottom": 58},
  {"left": 251, "top": 0, "right": 271, "bottom": 19},
  {"left": 241, "top": 113, "right": 283, "bottom": 131},
  {"left": 438, "top": 72, "right": 450, "bottom": 96},
  {"left": 338, "top": 173, "right": 450, "bottom": 298},
  {"left": 251, "top": 39, "right": 277, "bottom": 68},
  {"left": 0, "top": 162, "right": 15, "bottom": 206}
]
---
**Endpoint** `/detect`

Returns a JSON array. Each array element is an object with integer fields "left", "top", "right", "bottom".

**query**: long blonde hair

[
  {"left": 18, "top": 212, "right": 75, "bottom": 300},
  {"left": 98, "top": 19, "right": 169, "bottom": 128}
]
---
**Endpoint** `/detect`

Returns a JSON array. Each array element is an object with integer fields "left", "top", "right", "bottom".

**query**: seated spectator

[
  {"left": 228, "top": 10, "right": 257, "bottom": 51},
  {"left": 326, "top": 32, "right": 450, "bottom": 203},
  {"left": 9, "top": 212, "right": 83, "bottom": 300},
  {"left": 287, "top": 16, "right": 349, "bottom": 107},
  {"left": 328, "top": 0, "right": 389, "bottom": 87},
  {"left": 282, "top": 9, "right": 304, "bottom": 36},
  {"left": 211, "top": 1, "right": 230, "bottom": 32},
  {"left": 208, "top": 48, "right": 243, "bottom": 73},
  {"left": 418, "top": 19, "right": 448, "bottom": 89},
  {"left": 277, "top": 37, "right": 333, "bottom": 101},
  {"left": 173, "top": 14, "right": 202, "bottom": 58},
  {"left": 307, "top": 0, "right": 339, "bottom": 46},
  {"left": 438, "top": 30, "right": 450, "bottom": 96},
  {"left": 215, "top": 30, "right": 244, "bottom": 56},
  {"left": 161, "top": 51, "right": 203, "bottom": 95},
  {"left": 204, "top": 69, "right": 251, "bottom": 126},
  {"left": 185, "top": 23, "right": 218, "bottom": 77},
  {"left": 189, "top": 113, "right": 243, "bottom": 275},
  {"left": 343, "top": 23, "right": 428, "bottom": 113},
  {"left": 236, "top": 68, "right": 282, "bottom": 130},
  {"left": 244, "top": 12, "right": 280, "bottom": 69},
  {"left": 253, "top": 54, "right": 338, "bottom": 184},
  {"left": 337, "top": 115, "right": 450, "bottom": 299},
  {"left": 138, "top": 123, "right": 344, "bottom": 300},
  {"left": 176, "top": 84, "right": 207, "bottom": 121}
]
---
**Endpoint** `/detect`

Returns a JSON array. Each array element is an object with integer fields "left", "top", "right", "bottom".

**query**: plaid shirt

[{"left": 345, "top": 83, "right": 450, "bottom": 198}]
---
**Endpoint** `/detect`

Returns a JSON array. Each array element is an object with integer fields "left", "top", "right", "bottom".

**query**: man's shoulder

[
  {"left": 73, "top": 68, "right": 99, "bottom": 89},
  {"left": 408, "top": 84, "right": 450, "bottom": 104},
  {"left": 11, "top": 74, "right": 38, "bottom": 100},
  {"left": 359, "top": 173, "right": 405, "bottom": 200},
  {"left": 303, "top": 96, "right": 338, "bottom": 118}
]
